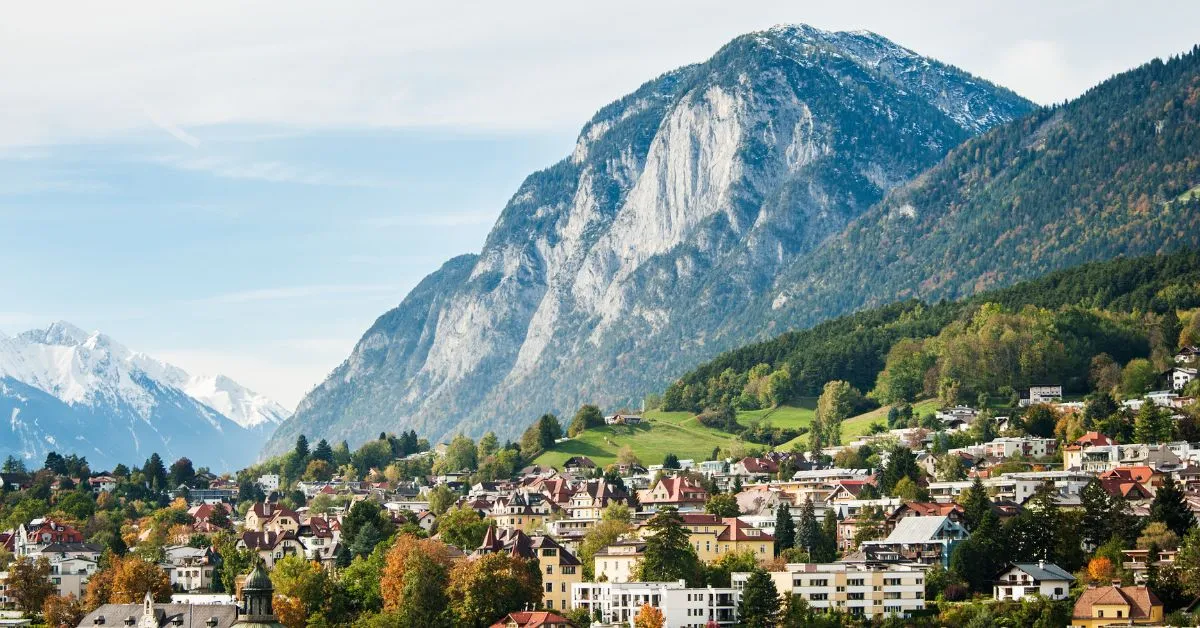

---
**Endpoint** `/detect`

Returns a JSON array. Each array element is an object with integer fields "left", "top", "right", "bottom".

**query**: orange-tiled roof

[
  {"left": 1072, "top": 585, "right": 1161, "bottom": 620},
  {"left": 489, "top": 611, "right": 576, "bottom": 628}
]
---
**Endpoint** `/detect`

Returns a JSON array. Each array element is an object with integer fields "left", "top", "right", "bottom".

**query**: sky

[{"left": 2, "top": 1, "right": 1198, "bottom": 409}]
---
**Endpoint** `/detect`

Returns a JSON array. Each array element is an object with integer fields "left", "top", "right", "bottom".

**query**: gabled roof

[
  {"left": 879, "top": 515, "right": 962, "bottom": 543},
  {"left": 1004, "top": 561, "right": 1075, "bottom": 582},
  {"left": 738, "top": 457, "right": 778, "bottom": 474},
  {"left": 1073, "top": 585, "right": 1161, "bottom": 620},
  {"left": 489, "top": 611, "right": 577, "bottom": 628}
]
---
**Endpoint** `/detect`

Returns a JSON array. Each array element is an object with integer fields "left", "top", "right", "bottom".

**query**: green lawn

[
  {"left": 777, "top": 399, "right": 940, "bottom": 450},
  {"left": 735, "top": 398, "right": 817, "bottom": 430},
  {"left": 533, "top": 411, "right": 741, "bottom": 469},
  {"left": 533, "top": 404, "right": 817, "bottom": 469}
]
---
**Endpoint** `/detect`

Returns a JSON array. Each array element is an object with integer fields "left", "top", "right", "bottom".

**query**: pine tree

[
  {"left": 961, "top": 475, "right": 990, "bottom": 531},
  {"left": 774, "top": 502, "right": 795, "bottom": 555},
  {"left": 1134, "top": 401, "right": 1171, "bottom": 444},
  {"left": 1151, "top": 476, "right": 1194, "bottom": 537},
  {"left": 294, "top": 434, "right": 310, "bottom": 459},
  {"left": 812, "top": 508, "right": 839, "bottom": 562},
  {"left": 796, "top": 498, "right": 819, "bottom": 555},
  {"left": 637, "top": 507, "right": 704, "bottom": 586},
  {"left": 737, "top": 569, "right": 780, "bottom": 628}
]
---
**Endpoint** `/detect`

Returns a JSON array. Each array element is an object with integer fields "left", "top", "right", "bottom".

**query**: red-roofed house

[
  {"left": 661, "top": 513, "right": 775, "bottom": 562},
  {"left": 1064, "top": 432, "right": 1117, "bottom": 470},
  {"left": 731, "top": 457, "right": 778, "bottom": 480},
  {"left": 637, "top": 477, "right": 709, "bottom": 511},
  {"left": 489, "top": 611, "right": 578, "bottom": 628}
]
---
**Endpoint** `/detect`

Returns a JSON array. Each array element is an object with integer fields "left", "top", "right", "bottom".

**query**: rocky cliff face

[{"left": 266, "top": 25, "right": 1033, "bottom": 453}]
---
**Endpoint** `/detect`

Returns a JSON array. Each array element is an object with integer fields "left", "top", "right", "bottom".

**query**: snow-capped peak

[{"left": 0, "top": 322, "right": 290, "bottom": 430}]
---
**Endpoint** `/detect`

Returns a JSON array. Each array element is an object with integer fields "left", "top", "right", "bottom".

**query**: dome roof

[{"left": 243, "top": 564, "right": 273, "bottom": 591}]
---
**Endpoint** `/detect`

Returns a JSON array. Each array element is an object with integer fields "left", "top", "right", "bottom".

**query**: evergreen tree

[
  {"left": 1134, "top": 401, "right": 1171, "bottom": 444},
  {"left": 636, "top": 507, "right": 704, "bottom": 586},
  {"left": 143, "top": 453, "right": 167, "bottom": 491},
  {"left": 663, "top": 453, "right": 680, "bottom": 469},
  {"left": 1080, "top": 479, "right": 1137, "bottom": 550},
  {"left": 737, "top": 569, "right": 780, "bottom": 628},
  {"left": 1151, "top": 476, "right": 1194, "bottom": 538},
  {"left": 960, "top": 476, "right": 990, "bottom": 531},
  {"left": 294, "top": 435, "right": 310, "bottom": 460},
  {"left": 774, "top": 503, "right": 795, "bottom": 555},
  {"left": 812, "top": 509, "right": 839, "bottom": 562},
  {"left": 879, "top": 446, "right": 920, "bottom": 495},
  {"left": 312, "top": 439, "right": 334, "bottom": 464},
  {"left": 950, "top": 510, "right": 1004, "bottom": 592},
  {"left": 796, "top": 498, "right": 819, "bottom": 555}
]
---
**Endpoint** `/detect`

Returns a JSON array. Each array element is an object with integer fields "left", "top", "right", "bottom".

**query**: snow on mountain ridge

[{"left": 0, "top": 322, "right": 289, "bottom": 430}]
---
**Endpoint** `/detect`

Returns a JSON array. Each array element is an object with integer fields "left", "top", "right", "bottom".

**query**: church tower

[{"left": 235, "top": 562, "right": 285, "bottom": 627}]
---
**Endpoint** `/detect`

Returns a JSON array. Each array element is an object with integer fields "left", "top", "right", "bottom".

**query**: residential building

[
  {"left": 667, "top": 513, "right": 774, "bottom": 562},
  {"left": 1122, "top": 549, "right": 1178, "bottom": 584},
  {"left": 1022, "top": 386, "right": 1064, "bottom": 406},
  {"left": 637, "top": 477, "right": 709, "bottom": 512},
  {"left": 243, "top": 502, "right": 300, "bottom": 533},
  {"left": 13, "top": 518, "right": 84, "bottom": 557},
  {"left": 161, "top": 545, "right": 218, "bottom": 593},
  {"left": 993, "top": 561, "right": 1075, "bottom": 601},
  {"left": 730, "top": 457, "right": 778, "bottom": 480},
  {"left": 1070, "top": 585, "right": 1163, "bottom": 627},
  {"left": 859, "top": 515, "right": 968, "bottom": 567},
  {"left": 477, "top": 528, "right": 582, "bottom": 612},
  {"left": 88, "top": 475, "right": 117, "bottom": 493},
  {"left": 572, "top": 580, "right": 740, "bottom": 627},
  {"left": 1173, "top": 367, "right": 1197, "bottom": 391},
  {"left": 34, "top": 542, "right": 101, "bottom": 598},
  {"left": 257, "top": 474, "right": 281, "bottom": 493},
  {"left": 984, "top": 437, "right": 1057, "bottom": 460},
  {"left": 236, "top": 530, "right": 305, "bottom": 568},
  {"left": 489, "top": 491, "right": 553, "bottom": 532},
  {"left": 489, "top": 611, "right": 578, "bottom": 628},
  {"left": 593, "top": 542, "right": 645, "bottom": 584},
  {"left": 736, "top": 562, "right": 925, "bottom": 620}
]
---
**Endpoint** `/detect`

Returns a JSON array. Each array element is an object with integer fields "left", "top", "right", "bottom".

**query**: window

[
  {"left": 545, "top": 583, "right": 553, "bottom": 592},
  {"left": 546, "top": 565, "right": 554, "bottom": 574},
  {"left": 848, "top": 593, "right": 864, "bottom": 601},
  {"left": 848, "top": 579, "right": 864, "bottom": 587},
  {"left": 810, "top": 579, "right": 828, "bottom": 587},
  {"left": 562, "top": 566, "right": 576, "bottom": 574},
  {"left": 543, "top": 548, "right": 557, "bottom": 557},
  {"left": 810, "top": 593, "right": 828, "bottom": 601}
]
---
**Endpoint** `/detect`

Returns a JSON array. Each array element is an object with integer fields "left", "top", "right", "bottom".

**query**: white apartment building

[
  {"left": 928, "top": 471, "right": 1092, "bottom": 505},
  {"left": 983, "top": 437, "right": 1057, "bottom": 460},
  {"left": 1173, "top": 367, "right": 1197, "bottom": 391},
  {"left": 571, "top": 580, "right": 739, "bottom": 627},
  {"left": 257, "top": 474, "right": 280, "bottom": 493},
  {"left": 734, "top": 563, "right": 925, "bottom": 620}
]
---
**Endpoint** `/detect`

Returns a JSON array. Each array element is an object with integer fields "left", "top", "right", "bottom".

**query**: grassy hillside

[{"left": 534, "top": 404, "right": 815, "bottom": 469}]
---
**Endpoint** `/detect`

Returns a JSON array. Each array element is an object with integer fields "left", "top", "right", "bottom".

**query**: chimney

[{"left": 1038, "top": 559, "right": 1045, "bottom": 569}]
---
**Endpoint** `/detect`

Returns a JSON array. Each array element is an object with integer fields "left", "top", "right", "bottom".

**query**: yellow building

[
  {"left": 1070, "top": 585, "right": 1163, "bottom": 627},
  {"left": 488, "top": 492, "right": 553, "bottom": 532},
  {"left": 244, "top": 502, "right": 300, "bottom": 534},
  {"left": 652, "top": 513, "right": 774, "bottom": 563},
  {"left": 478, "top": 528, "right": 582, "bottom": 612},
  {"left": 593, "top": 541, "right": 645, "bottom": 583}
]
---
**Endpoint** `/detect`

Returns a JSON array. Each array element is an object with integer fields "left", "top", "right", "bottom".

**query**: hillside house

[{"left": 994, "top": 561, "right": 1075, "bottom": 601}]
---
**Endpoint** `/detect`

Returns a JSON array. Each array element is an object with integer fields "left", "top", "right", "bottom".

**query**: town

[{"left": 0, "top": 343, "right": 1196, "bottom": 627}]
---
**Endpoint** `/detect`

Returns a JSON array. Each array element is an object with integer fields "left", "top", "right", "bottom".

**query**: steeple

[{"left": 235, "top": 560, "right": 284, "bottom": 627}]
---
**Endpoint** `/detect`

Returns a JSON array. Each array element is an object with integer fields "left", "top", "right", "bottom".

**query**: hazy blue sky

[{"left": 2, "top": 1, "right": 1198, "bottom": 407}]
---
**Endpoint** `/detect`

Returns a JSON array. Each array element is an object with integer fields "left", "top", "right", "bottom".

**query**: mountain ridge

[
  {"left": 266, "top": 24, "right": 1034, "bottom": 454},
  {"left": 0, "top": 321, "right": 290, "bottom": 470}
]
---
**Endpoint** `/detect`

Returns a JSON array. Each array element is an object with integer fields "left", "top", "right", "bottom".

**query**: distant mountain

[
  {"left": 266, "top": 24, "right": 1033, "bottom": 454},
  {"left": 0, "top": 321, "right": 289, "bottom": 470}
]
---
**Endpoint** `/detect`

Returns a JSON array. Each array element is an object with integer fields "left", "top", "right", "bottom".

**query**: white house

[
  {"left": 34, "top": 542, "right": 102, "bottom": 599},
  {"left": 994, "top": 561, "right": 1075, "bottom": 601},
  {"left": 571, "top": 580, "right": 739, "bottom": 627},
  {"left": 1173, "top": 367, "right": 1197, "bottom": 391},
  {"left": 160, "top": 545, "right": 217, "bottom": 593},
  {"left": 1023, "top": 385, "right": 1064, "bottom": 406}
]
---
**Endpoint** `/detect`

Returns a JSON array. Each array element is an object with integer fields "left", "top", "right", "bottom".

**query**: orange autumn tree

[
  {"left": 380, "top": 535, "right": 452, "bottom": 611},
  {"left": 634, "top": 603, "right": 666, "bottom": 628},
  {"left": 85, "top": 555, "right": 171, "bottom": 609},
  {"left": 1087, "top": 557, "right": 1116, "bottom": 583}
]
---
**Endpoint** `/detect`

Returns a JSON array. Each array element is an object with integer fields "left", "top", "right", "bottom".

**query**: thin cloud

[
  {"left": 362, "top": 210, "right": 497, "bottom": 228},
  {"left": 190, "top": 283, "right": 402, "bottom": 306},
  {"left": 142, "top": 104, "right": 202, "bottom": 148},
  {"left": 153, "top": 154, "right": 397, "bottom": 188}
]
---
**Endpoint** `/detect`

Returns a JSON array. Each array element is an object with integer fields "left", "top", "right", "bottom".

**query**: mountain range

[
  {"left": 0, "top": 321, "right": 289, "bottom": 471},
  {"left": 265, "top": 24, "right": 1039, "bottom": 453}
]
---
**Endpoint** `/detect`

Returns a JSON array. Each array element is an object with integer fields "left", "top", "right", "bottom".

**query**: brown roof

[
  {"left": 677, "top": 513, "right": 775, "bottom": 542},
  {"left": 1073, "top": 585, "right": 1162, "bottom": 620}
]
